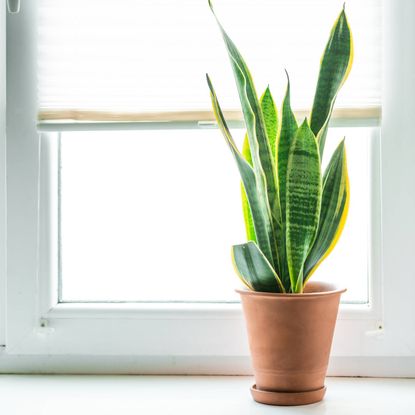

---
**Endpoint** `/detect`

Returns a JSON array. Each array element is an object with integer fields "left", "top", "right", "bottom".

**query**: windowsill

[{"left": 0, "top": 375, "right": 414, "bottom": 413}]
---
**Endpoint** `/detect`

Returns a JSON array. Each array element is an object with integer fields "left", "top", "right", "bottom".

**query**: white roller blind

[{"left": 38, "top": 0, "right": 381, "bottom": 121}]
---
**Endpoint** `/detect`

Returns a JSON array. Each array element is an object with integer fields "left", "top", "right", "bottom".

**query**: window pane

[
  {"left": 59, "top": 129, "right": 245, "bottom": 302},
  {"left": 59, "top": 127, "right": 371, "bottom": 303}
]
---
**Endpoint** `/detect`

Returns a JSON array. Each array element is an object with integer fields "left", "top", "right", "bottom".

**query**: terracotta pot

[{"left": 237, "top": 281, "right": 345, "bottom": 406}]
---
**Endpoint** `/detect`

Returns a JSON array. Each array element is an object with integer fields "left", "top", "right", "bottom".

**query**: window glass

[{"left": 59, "top": 127, "right": 371, "bottom": 303}]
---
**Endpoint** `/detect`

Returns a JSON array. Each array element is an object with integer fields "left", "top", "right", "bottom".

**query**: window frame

[
  {"left": 1, "top": 0, "right": 415, "bottom": 375},
  {"left": 0, "top": 0, "right": 6, "bottom": 352}
]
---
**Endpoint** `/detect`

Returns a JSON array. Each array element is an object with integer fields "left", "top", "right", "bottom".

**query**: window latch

[{"left": 7, "top": 0, "right": 20, "bottom": 14}]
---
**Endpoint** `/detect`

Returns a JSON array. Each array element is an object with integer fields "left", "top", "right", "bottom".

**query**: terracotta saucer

[{"left": 250, "top": 384, "right": 326, "bottom": 406}]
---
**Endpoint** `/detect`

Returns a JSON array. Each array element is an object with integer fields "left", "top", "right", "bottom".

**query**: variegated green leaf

[
  {"left": 241, "top": 136, "right": 256, "bottom": 242},
  {"left": 232, "top": 241, "right": 284, "bottom": 293},
  {"left": 277, "top": 75, "right": 298, "bottom": 212},
  {"left": 310, "top": 6, "right": 353, "bottom": 158},
  {"left": 286, "top": 120, "right": 322, "bottom": 293},
  {"left": 276, "top": 74, "right": 298, "bottom": 288},
  {"left": 242, "top": 132, "right": 253, "bottom": 166},
  {"left": 304, "top": 139, "right": 349, "bottom": 282},
  {"left": 241, "top": 87, "right": 278, "bottom": 243},
  {"left": 242, "top": 87, "right": 279, "bottom": 163},
  {"left": 260, "top": 86, "right": 279, "bottom": 161},
  {"left": 241, "top": 186, "right": 256, "bottom": 242},
  {"left": 207, "top": 74, "right": 275, "bottom": 265},
  {"left": 208, "top": 1, "right": 282, "bottom": 275},
  {"left": 208, "top": 1, "right": 276, "bottom": 203}
]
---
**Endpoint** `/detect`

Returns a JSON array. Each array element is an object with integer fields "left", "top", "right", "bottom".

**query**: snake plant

[{"left": 207, "top": 1, "right": 353, "bottom": 293}]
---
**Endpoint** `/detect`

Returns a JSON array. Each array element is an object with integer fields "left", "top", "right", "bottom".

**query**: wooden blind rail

[{"left": 38, "top": 107, "right": 381, "bottom": 123}]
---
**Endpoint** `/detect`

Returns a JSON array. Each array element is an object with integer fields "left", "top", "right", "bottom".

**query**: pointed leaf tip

[
  {"left": 206, "top": 74, "right": 214, "bottom": 91},
  {"left": 284, "top": 70, "right": 291, "bottom": 94},
  {"left": 208, "top": 0, "right": 215, "bottom": 13}
]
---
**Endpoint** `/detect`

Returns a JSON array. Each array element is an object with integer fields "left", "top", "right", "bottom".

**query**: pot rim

[{"left": 236, "top": 283, "right": 346, "bottom": 298}]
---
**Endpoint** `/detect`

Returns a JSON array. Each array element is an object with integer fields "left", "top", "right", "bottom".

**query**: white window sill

[{"left": 0, "top": 375, "right": 414, "bottom": 414}]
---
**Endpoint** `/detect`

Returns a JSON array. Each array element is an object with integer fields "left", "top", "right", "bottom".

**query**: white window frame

[
  {"left": 1, "top": 0, "right": 415, "bottom": 376},
  {"left": 0, "top": 0, "right": 6, "bottom": 354}
]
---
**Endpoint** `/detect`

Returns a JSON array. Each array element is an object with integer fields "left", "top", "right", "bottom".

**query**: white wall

[
  {"left": 381, "top": 0, "right": 415, "bottom": 358},
  {"left": 0, "top": 0, "right": 7, "bottom": 348}
]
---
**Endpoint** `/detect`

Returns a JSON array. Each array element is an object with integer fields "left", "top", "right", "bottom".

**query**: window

[
  {"left": 40, "top": 0, "right": 380, "bottom": 305},
  {"left": 1, "top": 0, "right": 414, "bottom": 375}
]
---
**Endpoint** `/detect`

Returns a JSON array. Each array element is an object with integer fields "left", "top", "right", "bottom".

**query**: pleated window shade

[{"left": 38, "top": 0, "right": 382, "bottom": 123}]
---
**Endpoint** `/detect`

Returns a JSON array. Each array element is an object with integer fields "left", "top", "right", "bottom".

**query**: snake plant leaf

[
  {"left": 276, "top": 73, "right": 298, "bottom": 289},
  {"left": 242, "top": 87, "right": 279, "bottom": 163},
  {"left": 286, "top": 119, "right": 322, "bottom": 293},
  {"left": 241, "top": 136, "right": 256, "bottom": 242},
  {"left": 207, "top": 74, "right": 275, "bottom": 266},
  {"left": 208, "top": 0, "right": 283, "bottom": 276},
  {"left": 232, "top": 241, "right": 285, "bottom": 293},
  {"left": 310, "top": 6, "right": 353, "bottom": 158},
  {"left": 208, "top": 1, "right": 277, "bottom": 202},
  {"left": 260, "top": 86, "right": 279, "bottom": 161},
  {"left": 242, "top": 132, "right": 253, "bottom": 166},
  {"left": 241, "top": 87, "right": 278, "bottom": 243},
  {"left": 304, "top": 139, "right": 350, "bottom": 282},
  {"left": 241, "top": 185, "right": 257, "bottom": 242},
  {"left": 278, "top": 74, "right": 298, "bottom": 216}
]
